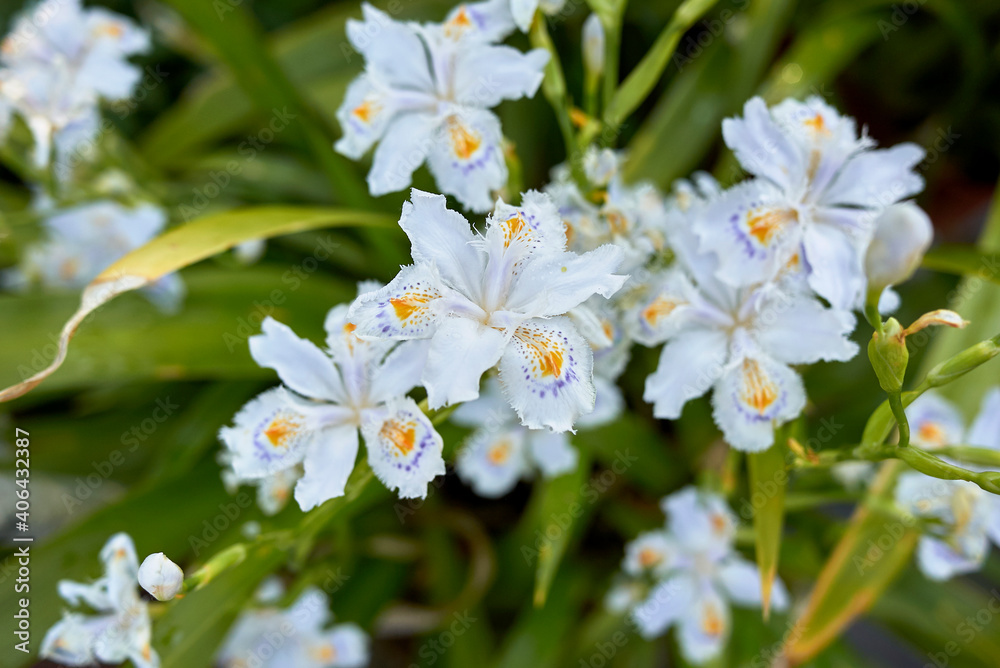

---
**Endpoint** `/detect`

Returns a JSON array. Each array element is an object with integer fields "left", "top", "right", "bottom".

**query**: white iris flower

[
  {"left": 335, "top": 3, "right": 548, "bottom": 212},
  {"left": 614, "top": 487, "right": 789, "bottom": 664},
  {"left": 0, "top": 0, "right": 150, "bottom": 168},
  {"left": 218, "top": 587, "right": 368, "bottom": 668},
  {"left": 219, "top": 301, "right": 445, "bottom": 504},
  {"left": 894, "top": 388, "right": 1000, "bottom": 581},
  {"left": 633, "top": 203, "right": 857, "bottom": 452},
  {"left": 40, "top": 533, "right": 158, "bottom": 668},
  {"left": 699, "top": 96, "right": 925, "bottom": 310},
  {"left": 348, "top": 189, "right": 627, "bottom": 432}
]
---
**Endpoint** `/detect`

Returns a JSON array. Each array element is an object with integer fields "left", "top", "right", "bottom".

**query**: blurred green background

[{"left": 2, "top": 0, "right": 1000, "bottom": 666}]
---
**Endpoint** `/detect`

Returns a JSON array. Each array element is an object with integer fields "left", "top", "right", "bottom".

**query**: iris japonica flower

[
  {"left": 0, "top": 0, "right": 150, "bottom": 168},
  {"left": 218, "top": 587, "right": 368, "bottom": 668},
  {"left": 631, "top": 212, "right": 858, "bottom": 451},
  {"left": 698, "top": 96, "right": 925, "bottom": 310},
  {"left": 453, "top": 375, "right": 622, "bottom": 496},
  {"left": 545, "top": 148, "right": 670, "bottom": 273},
  {"left": 348, "top": 189, "right": 627, "bottom": 432},
  {"left": 612, "top": 488, "right": 789, "bottom": 664},
  {"left": 5, "top": 200, "right": 184, "bottom": 312},
  {"left": 40, "top": 533, "right": 158, "bottom": 668},
  {"left": 893, "top": 389, "right": 1000, "bottom": 581},
  {"left": 219, "top": 303, "right": 445, "bottom": 504},
  {"left": 335, "top": 3, "right": 548, "bottom": 212}
]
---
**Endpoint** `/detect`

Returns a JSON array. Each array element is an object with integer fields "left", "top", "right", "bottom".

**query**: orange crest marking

[
  {"left": 390, "top": 293, "right": 431, "bottom": 322},
  {"left": 746, "top": 208, "right": 797, "bottom": 246},
  {"left": 487, "top": 440, "right": 511, "bottom": 465},
  {"left": 740, "top": 359, "right": 778, "bottom": 415},
  {"left": 382, "top": 420, "right": 416, "bottom": 456},
  {"left": 701, "top": 604, "right": 724, "bottom": 636},
  {"left": 642, "top": 295, "right": 681, "bottom": 327},
  {"left": 264, "top": 416, "right": 302, "bottom": 449},
  {"left": 638, "top": 547, "right": 663, "bottom": 568},
  {"left": 448, "top": 118, "right": 482, "bottom": 160},
  {"left": 352, "top": 99, "right": 380, "bottom": 124},
  {"left": 710, "top": 513, "right": 728, "bottom": 535},
  {"left": 802, "top": 113, "right": 830, "bottom": 135},
  {"left": 918, "top": 421, "right": 947, "bottom": 447},
  {"left": 444, "top": 6, "right": 473, "bottom": 38},
  {"left": 501, "top": 213, "right": 528, "bottom": 248}
]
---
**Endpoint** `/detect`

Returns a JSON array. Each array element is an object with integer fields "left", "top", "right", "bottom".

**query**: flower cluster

[
  {"left": 894, "top": 389, "right": 1000, "bottom": 580},
  {"left": 607, "top": 487, "right": 789, "bottom": 663},
  {"left": 40, "top": 533, "right": 158, "bottom": 668},
  {"left": 335, "top": 2, "right": 548, "bottom": 211},
  {"left": 217, "top": 584, "right": 369, "bottom": 668},
  {"left": 219, "top": 297, "right": 446, "bottom": 504},
  {"left": 0, "top": 0, "right": 149, "bottom": 168}
]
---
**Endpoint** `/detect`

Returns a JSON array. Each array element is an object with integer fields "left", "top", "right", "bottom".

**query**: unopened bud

[
  {"left": 864, "top": 202, "right": 933, "bottom": 292},
  {"left": 868, "top": 318, "right": 908, "bottom": 393},
  {"left": 138, "top": 553, "right": 184, "bottom": 601},
  {"left": 582, "top": 14, "right": 605, "bottom": 78},
  {"left": 926, "top": 334, "right": 1000, "bottom": 388}
]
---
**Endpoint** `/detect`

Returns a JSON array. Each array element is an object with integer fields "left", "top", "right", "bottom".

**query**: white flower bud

[
  {"left": 582, "top": 14, "right": 605, "bottom": 78},
  {"left": 138, "top": 553, "right": 184, "bottom": 601},
  {"left": 864, "top": 202, "right": 933, "bottom": 291}
]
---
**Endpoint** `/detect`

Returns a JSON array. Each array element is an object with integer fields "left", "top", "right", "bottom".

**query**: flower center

[
  {"left": 638, "top": 547, "right": 662, "bottom": 568},
  {"left": 381, "top": 419, "right": 416, "bottom": 456},
  {"left": 740, "top": 359, "right": 778, "bottom": 415},
  {"left": 746, "top": 207, "right": 798, "bottom": 245},
  {"left": 642, "top": 296, "right": 681, "bottom": 327},
  {"left": 448, "top": 117, "right": 482, "bottom": 161},
  {"left": 487, "top": 440, "right": 512, "bottom": 465},
  {"left": 264, "top": 415, "right": 302, "bottom": 449}
]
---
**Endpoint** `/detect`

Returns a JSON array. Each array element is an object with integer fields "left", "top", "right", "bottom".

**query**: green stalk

[{"left": 530, "top": 14, "right": 585, "bottom": 187}]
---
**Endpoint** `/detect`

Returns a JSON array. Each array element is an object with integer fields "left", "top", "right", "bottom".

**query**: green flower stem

[
  {"left": 294, "top": 461, "right": 374, "bottom": 566},
  {"left": 601, "top": 11, "right": 622, "bottom": 112},
  {"left": 935, "top": 446, "right": 1000, "bottom": 469},
  {"left": 887, "top": 391, "right": 910, "bottom": 448},
  {"left": 183, "top": 543, "right": 247, "bottom": 592},
  {"left": 529, "top": 15, "right": 585, "bottom": 188},
  {"left": 598, "top": 0, "right": 720, "bottom": 135}
]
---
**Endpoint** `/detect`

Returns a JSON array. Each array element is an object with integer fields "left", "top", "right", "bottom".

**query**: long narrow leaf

[{"left": 0, "top": 208, "right": 392, "bottom": 402}]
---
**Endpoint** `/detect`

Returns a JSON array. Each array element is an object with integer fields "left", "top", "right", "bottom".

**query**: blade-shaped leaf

[
  {"left": 785, "top": 175, "right": 1000, "bottom": 663},
  {"left": 0, "top": 207, "right": 392, "bottom": 402},
  {"left": 747, "top": 437, "right": 787, "bottom": 618},
  {"left": 155, "top": 544, "right": 285, "bottom": 668},
  {"left": 531, "top": 451, "right": 592, "bottom": 608},
  {"left": 157, "top": 0, "right": 366, "bottom": 205},
  {"left": 922, "top": 244, "right": 1000, "bottom": 284},
  {"left": 602, "top": 0, "right": 720, "bottom": 130}
]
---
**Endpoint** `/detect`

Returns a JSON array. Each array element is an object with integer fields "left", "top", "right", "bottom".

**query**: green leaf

[
  {"left": 602, "top": 0, "right": 720, "bottom": 130},
  {"left": 625, "top": 0, "right": 794, "bottom": 187},
  {"left": 531, "top": 451, "right": 593, "bottom": 608},
  {"left": 0, "top": 207, "right": 391, "bottom": 402},
  {"left": 0, "top": 462, "right": 246, "bottom": 666},
  {"left": 495, "top": 567, "right": 588, "bottom": 668},
  {"left": 785, "top": 175, "right": 1000, "bottom": 663},
  {"left": 0, "top": 265, "right": 352, "bottom": 394},
  {"left": 873, "top": 569, "right": 1000, "bottom": 667},
  {"left": 746, "top": 436, "right": 787, "bottom": 618},
  {"left": 157, "top": 0, "right": 366, "bottom": 205},
  {"left": 155, "top": 544, "right": 285, "bottom": 668},
  {"left": 921, "top": 244, "right": 1000, "bottom": 285}
]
